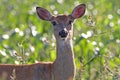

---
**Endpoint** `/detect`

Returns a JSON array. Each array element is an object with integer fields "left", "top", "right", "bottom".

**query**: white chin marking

[{"left": 61, "top": 38, "right": 66, "bottom": 41}]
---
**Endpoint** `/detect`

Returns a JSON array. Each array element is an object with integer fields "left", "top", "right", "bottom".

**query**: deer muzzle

[{"left": 59, "top": 29, "right": 68, "bottom": 38}]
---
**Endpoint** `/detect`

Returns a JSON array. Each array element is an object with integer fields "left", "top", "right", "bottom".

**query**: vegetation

[{"left": 0, "top": 0, "right": 120, "bottom": 80}]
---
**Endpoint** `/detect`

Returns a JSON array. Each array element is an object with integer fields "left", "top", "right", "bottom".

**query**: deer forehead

[{"left": 52, "top": 15, "right": 70, "bottom": 23}]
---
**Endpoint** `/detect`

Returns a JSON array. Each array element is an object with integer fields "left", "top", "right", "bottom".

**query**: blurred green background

[{"left": 0, "top": 0, "right": 120, "bottom": 80}]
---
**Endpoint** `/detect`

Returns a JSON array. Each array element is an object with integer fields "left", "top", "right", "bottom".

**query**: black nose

[{"left": 59, "top": 30, "right": 68, "bottom": 38}]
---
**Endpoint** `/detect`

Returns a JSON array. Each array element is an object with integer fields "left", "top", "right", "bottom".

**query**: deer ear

[
  {"left": 71, "top": 4, "right": 86, "bottom": 19},
  {"left": 36, "top": 7, "right": 52, "bottom": 21}
]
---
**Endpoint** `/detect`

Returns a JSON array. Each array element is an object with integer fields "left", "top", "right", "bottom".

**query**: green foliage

[{"left": 0, "top": 0, "right": 120, "bottom": 80}]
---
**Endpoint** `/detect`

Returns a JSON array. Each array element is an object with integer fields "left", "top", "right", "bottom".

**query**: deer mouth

[{"left": 61, "top": 37, "right": 66, "bottom": 41}]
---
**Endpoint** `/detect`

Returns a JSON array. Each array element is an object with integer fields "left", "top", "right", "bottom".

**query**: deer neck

[
  {"left": 56, "top": 39, "right": 74, "bottom": 62},
  {"left": 53, "top": 39, "right": 75, "bottom": 79}
]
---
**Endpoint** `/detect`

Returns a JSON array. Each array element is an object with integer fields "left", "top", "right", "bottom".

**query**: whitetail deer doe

[{"left": 0, "top": 4, "right": 86, "bottom": 80}]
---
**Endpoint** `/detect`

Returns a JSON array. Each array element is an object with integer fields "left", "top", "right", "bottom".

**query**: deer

[{"left": 0, "top": 4, "right": 86, "bottom": 80}]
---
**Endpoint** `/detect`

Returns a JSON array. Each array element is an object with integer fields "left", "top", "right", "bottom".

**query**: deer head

[{"left": 36, "top": 4, "right": 86, "bottom": 42}]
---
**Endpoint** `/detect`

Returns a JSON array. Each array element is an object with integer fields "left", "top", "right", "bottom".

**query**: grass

[{"left": 0, "top": 0, "right": 120, "bottom": 80}]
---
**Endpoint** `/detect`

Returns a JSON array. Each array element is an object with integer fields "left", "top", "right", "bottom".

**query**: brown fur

[
  {"left": 55, "top": 15, "right": 68, "bottom": 23},
  {"left": 0, "top": 63, "right": 53, "bottom": 80}
]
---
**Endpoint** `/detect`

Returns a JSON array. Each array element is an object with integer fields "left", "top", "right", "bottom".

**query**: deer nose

[{"left": 59, "top": 30, "right": 68, "bottom": 38}]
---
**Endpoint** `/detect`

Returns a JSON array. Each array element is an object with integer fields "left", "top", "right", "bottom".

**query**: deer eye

[
  {"left": 51, "top": 21, "right": 57, "bottom": 26},
  {"left": 68, "top": 20, "right": 73, "bottom": 25}
]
